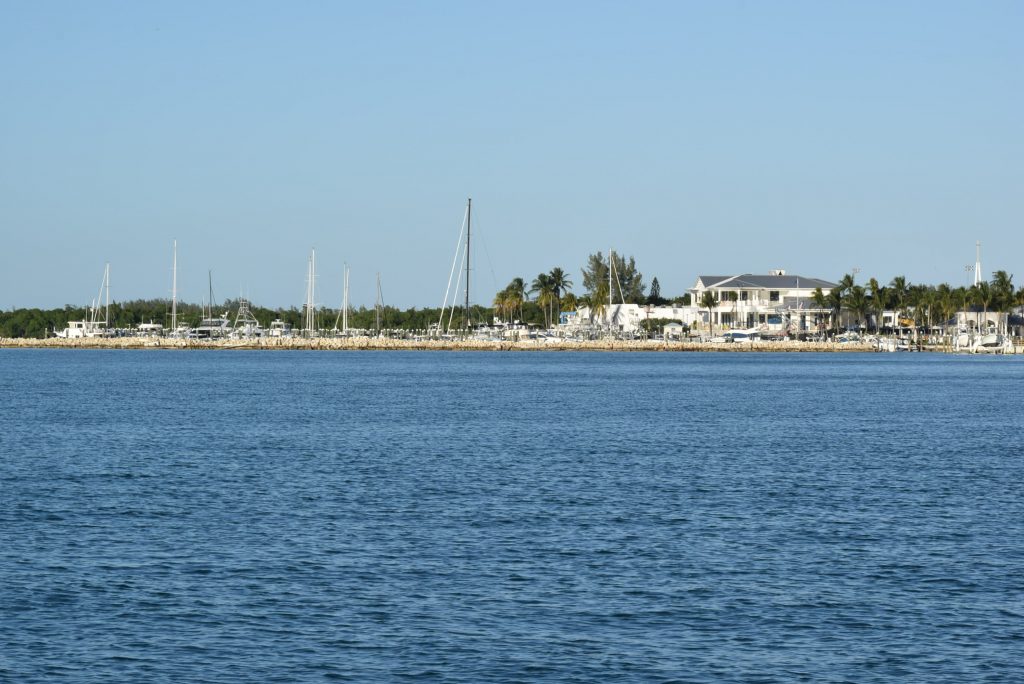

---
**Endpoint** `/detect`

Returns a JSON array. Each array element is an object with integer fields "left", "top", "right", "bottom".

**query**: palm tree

[
  {"left": 492, "top": 290, "right": 508, "bottom": 323},
  {"left": 547, "top": 267, "right": 573, "bottom": 327},
  {"left": 889, "top": 276, "right": 909, "bottom": 331},
  {"left": 591, "top": 281, "right": 609, "bottom": 325},
  {"left": 991, "top": 270, "right": 1014, "bottom": 333},
  {"left": 972, "top": 281, "right": 994, "bottom": 335},
  {"left": 531, "top": 273, "right": 557, "bottom": 328},
  {"left": 868, "top": 277, "right": 886, "bottom": 333},
  {"left": 726, "top": 291, "right": 738, "bottom": 329},
  {"left": 560, "top": 292, "right": 579, "bottom": 313},
  {"left": 935, "top": 283, "right": 954, "bottom": 334},
  {"left": 908, "top": 285, "right": 934, "bottom": 343},
  {"left": 811, "top": 287, "right": 828, "bottom": 335},
  {"left": 844, "top": 285, "right": 869, "bottom": 331},
  {"left": 991, "top": 270, "right": 1014, "bottom": 305},
  {"left": 838, "top": 273, "right": 855, "bottom": 295},
  {"left": 497, "top": 278, "right": 527, "bottom": 323},
  {"left": 827, "top": 287, "right": 844, "bottom": 334},
  {"left": 953, "top": 285, "right": 971, "bottom": 333},
  {"left": 699, "top": 290, "right": 718, "bottom": 338}
]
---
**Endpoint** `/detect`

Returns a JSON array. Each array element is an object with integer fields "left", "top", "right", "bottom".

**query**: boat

[
  {"left": 268, "top": 319, "right": 293, "bottom": 338},
  {"left": 972, "top": 333, "right": 1010, "bottom": 354},
  {"left": 55, "top": 264, "right": 110, "bottom": 338},
  {"left": 953, "top": 330, "right": 973, "bottom": 351},
  {"left": 193, "top": 271, "right": 232, "bottom": 338},
  {"left": 230, "top": 298, "right": 263, "bottom": 339},
  {"left": 194, "top": 315, "right": 232, "bottom": 339},
  {"left": 722, "top": 328, "right": 760, "bottom": 342}
]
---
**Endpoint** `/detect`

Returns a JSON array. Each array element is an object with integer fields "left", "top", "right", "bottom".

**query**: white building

[
  {"left": 569, "top": 303, "right": 698, "bottom": 334},
  {"left": 689, "top": 271, "right": 838, "bottom": 336}
]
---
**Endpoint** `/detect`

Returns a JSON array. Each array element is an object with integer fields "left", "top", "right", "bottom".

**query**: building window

[
  {"left": 741, "top": 291, "right": 748, "bottom": 301},
  {"left": 769, "top": 291, "right": 780, "bottom": 302}
]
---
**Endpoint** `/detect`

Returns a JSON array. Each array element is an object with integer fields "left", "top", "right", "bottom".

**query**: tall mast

[
  {"left": 171, "top": 239, "right": 178, "bottom": 332},
  {"left": 609, "top": 247, "right": 613, "bottom": 310},
  {"left": 343, "top": 263, "right": 349, "bottom": 333},
  {"left": 464, "top": 197, "right": 471, "bottom": 330},
  {"left": 104, "top": 262, "right": 110, "bottom": 330},
  {"left": 305, "top": 249, "right": 318, "bottom": 336},
  {"left": 375, "top": 272, "right": 382, "bottom": 332},
  {"left": 974, "top": 241, "right": 982, "bottom": 286}
]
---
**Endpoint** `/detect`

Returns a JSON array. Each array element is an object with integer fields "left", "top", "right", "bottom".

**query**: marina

[{"left": 11, "top": 222, "right": 1020, "bottom": 355}]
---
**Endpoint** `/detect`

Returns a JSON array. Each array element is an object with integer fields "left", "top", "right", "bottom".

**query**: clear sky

[{"left": 2, "top": 1, "right": 1021, "bottom": 310}]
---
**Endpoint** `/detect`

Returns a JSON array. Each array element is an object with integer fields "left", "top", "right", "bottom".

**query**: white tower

[{"left": 974, "top": 241, "right": 982, "bottom": 286}]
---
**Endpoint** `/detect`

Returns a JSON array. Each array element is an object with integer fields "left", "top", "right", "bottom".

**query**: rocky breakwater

[{"left": 1, "top": 336, "right": 877, "bottom": 352}]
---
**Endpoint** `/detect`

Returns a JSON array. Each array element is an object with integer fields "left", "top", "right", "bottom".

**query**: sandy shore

[{"left": 0, "top": 336, "right": 881, "bottom": 352}]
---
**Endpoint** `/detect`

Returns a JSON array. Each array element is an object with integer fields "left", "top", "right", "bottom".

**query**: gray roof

[{"left": 696, "top": 274, "right": 839, "bottom": 290}]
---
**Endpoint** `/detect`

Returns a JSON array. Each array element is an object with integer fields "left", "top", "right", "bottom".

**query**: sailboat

[
  {"left": 55, "top": 264, "right": 110, "bottom": 338},
  {"left": 194, "top": 271, "right": 232, "bottom": 339},
  {"left": 437, "top": 198, "right": 473, "bottom": 337}
]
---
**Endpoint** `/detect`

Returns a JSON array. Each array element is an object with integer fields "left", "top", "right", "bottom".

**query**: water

[{"left": 1, "top": 349, "right": 1022, "bottom": 683}]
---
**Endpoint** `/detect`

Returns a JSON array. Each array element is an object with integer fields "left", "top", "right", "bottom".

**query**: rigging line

[
  {"left": 334, "top": 262, "right": 346, "bottom": 330},
  {"left": 612, "top": 256, "right": 627, "bottom": 306},
  {"left": 471, "top": 207, "right": 500, "bottom": 296},
  {"left": 438, "top": 207, "right": 469, "bottom": 331},
  {"left": 448, "top": 240, "right": 468, "bottom": 332}
]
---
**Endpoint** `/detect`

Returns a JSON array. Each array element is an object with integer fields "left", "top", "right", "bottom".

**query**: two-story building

[{"left": 689, "top": 271, "right": 838, "bottom": 336}]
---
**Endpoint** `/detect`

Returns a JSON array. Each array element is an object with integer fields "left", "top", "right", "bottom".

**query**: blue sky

[{"left": 2, "top": 1, "right": 1021, "bottom": 310}]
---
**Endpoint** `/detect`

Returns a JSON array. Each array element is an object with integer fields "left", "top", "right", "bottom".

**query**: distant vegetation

[
  {"left": 0, "top": 300, "right": 502, "bottom": 339},
  {"left": 4, "top": 257, "right": 1019, "bottom": 338},
  {"left": 815, "top": 270, "right": 1022, "bottom": 332}
]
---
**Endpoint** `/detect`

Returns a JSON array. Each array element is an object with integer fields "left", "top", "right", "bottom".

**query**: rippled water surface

[{"left": 2, "top": 349, "right": 1023, "bottom": 682}]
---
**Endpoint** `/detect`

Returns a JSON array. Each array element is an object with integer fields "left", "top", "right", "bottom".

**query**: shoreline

[{"left": 0, "top": 336, "right": 887, "bottom": 352}]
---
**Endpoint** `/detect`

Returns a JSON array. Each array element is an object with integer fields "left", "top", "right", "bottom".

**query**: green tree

[
  {"left": 699, "top": 290, "right": 718, "bottom": 338},
  {"left": 581, "top": 251, "right": 645, "bottom": 304},
  {"left": 972, "top": 281, "right": 994, "bottom": 333},
  {"left": 811, "top": 287, "right": 829, "bottom": 334},
  {"left": 561, "top": 292, "right": 578, "bottom": 311},
  {"left": 837, "top": 273, "right": 855, "bottom": 294},
  {"left": 531, "top": 273, "right": 556, "bottom": 328},
  {"left": 889, "top": 276, "right": 909, "bottom": 327},
  {"left": 827, "top": 288, "right": 844, "bottom": 333},
  {"left": 647, "top": 277, "right": 668, "bottom": 305},
  {"left": 991, "top": 270, "right": 1014, "bottom": 327},
  {"left": 548, "top": 267, "right": 573, "bottom": 321},
  {"left": 494, "top": 277, "right": 527, "bottom": 323},
  {"left": 844, "top": 285, "right": 869, "bottom": 330},
  {"left": 868, "top": 277, "right": 886, "bottom": 332}
]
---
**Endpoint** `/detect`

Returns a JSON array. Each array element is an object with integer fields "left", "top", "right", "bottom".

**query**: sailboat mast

[
  {"left": 464, "top": 197, "right": 472, "bottom": 330},
  {"left": 304, "top": 249, "right": 317, "bottom": 336},
  {"left": 171, "top": 240, "right": 178, "bottom": 332},
  {"left": 343, "top": 263, "right": 349, "bottom": 333},
  {"left": 974, "top": 241, "right": 982, "bottom": 286},
  {"left": 375, "top": 272, "right": 382, "bottom": 332},
  {"left": 608, "top": 247, "right": 613, "bottom": 308},
  {"left": 104, "top": 263, "right": 110, "bottom": 330}
]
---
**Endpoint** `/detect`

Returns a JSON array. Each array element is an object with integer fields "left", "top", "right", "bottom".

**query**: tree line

[
  {"left": 8, "top": 255, "right": 1014, "bottom": 338},
  {"left": 809, "top": 271, "right": 1021, "bottom": 332},
  {"left": 493, "top": 251, "right": 688, "bottom": 327}
]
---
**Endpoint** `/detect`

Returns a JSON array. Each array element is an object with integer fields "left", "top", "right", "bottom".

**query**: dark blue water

[{"left": 2, "top": 350, "right": 1022, "bottom": 683}]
